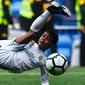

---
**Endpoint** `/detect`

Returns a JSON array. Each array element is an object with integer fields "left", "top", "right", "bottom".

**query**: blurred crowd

[
  {"left": 0, "top": 0, "right": 85, "bottom": 66},
  {"left": 1, "top": 0, "right": 77, "bottom": 39}
]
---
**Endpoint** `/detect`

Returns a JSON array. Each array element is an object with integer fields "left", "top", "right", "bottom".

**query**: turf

[{"left": 0, "top": 67, "right": 85, "bottom": 85}]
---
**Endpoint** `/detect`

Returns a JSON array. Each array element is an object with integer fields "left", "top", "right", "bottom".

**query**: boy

[{"left": 0, "top": 1, "right": 71, "bottom": 85}]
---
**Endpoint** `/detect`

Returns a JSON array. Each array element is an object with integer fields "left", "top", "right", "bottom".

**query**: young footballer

[{"left": 0, "top": 1, "right": 71, "bottom": 85}]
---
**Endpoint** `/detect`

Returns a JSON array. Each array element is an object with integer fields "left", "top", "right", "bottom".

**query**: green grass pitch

[{"left": 0, "top": 67, "right": 85, "bottom": 85}]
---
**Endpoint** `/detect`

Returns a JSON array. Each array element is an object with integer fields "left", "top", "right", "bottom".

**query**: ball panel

[
  {"left": 47, "top": 53, "right": 58, "bottom": 58},
  {"left": 49, "top": 67, "right": 63, "bottom": 76},
  {"left": 46, "top": 59, "right": 53, "bottom": 70},
  {"left": 54, "top": 67, "right": 63, "bottom": 75},
  {"left": 54, "top": 56, "right": 65, "bottom": 66},
  {"left": 64, "top": 61, "right": 68, "bottom": 71}
]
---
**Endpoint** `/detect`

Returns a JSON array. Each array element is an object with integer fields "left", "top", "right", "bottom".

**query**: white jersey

[{"left": 0, "top": 40, "right": 49, "bottom": 85}]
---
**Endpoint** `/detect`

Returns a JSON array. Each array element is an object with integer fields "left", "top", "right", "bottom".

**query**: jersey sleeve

[
  {"left": 0, "top": 40, "right": 26, "bottom": 51},
  {"left": 40, "top": 66, "right": 49, "bottom": 85}
]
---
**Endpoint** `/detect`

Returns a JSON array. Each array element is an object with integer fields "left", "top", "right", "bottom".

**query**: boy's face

[{"left": 38, "top": 31, "right": 52, "bottom": 50}]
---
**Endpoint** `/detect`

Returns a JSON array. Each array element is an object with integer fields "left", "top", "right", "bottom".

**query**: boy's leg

[
  {"left": 30, "top": 1, "right": 71, "bottom": 32},
  {"left": 47, "top": 1, "right": 71, "bottom": 17}
]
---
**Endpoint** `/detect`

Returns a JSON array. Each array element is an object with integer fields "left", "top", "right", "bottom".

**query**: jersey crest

[
  {"left": 29, "top": 40, "right": 35, "bottom": 46},
  {"left": 39, "top": 56, "right": 43, "bottom": 60}
]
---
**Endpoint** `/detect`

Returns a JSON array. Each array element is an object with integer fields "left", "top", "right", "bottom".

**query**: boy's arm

[
  {"left": 15, "top": 10, "right": 51, "bottom": 44},
  {"left": 15, "top": 30, "right": 36, "bottom": 44}
]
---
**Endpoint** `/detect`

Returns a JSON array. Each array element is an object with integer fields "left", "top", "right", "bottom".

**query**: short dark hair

[{"left": 46, "top": 29, "right": 58, "bottom": 44}]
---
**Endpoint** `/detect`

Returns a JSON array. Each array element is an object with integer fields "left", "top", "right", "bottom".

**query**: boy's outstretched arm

[
  {"left": 15, "top": 1, "right": 71, "bottom": 44},
  {"left": 15, "top": 10, "right": 51, "bottom": 44}
]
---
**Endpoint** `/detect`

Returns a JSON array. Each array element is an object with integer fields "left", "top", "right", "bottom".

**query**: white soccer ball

[{"left": 46, "top": 53, "right": 68, "bottom": 76}]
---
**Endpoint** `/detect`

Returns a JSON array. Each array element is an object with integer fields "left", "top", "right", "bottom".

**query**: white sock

[{"left": 30, "top": 10, "right": 51, "bottom": 32}]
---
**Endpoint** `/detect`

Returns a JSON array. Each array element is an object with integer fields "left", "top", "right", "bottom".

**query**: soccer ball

[{"left": 46, "top": 53, "right": 68, "bottom": 76}]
